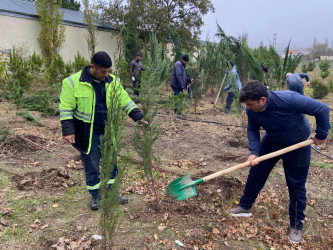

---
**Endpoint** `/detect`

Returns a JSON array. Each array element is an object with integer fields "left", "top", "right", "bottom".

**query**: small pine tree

[
  {"left": 133, "top": 34, "right": 169, "bottom": 206},
  {"left": 99, "top": 80, "right": 126, "bottom": 248},
  {"left": 72, "top": 51, "right": 89, "bottom": 72},
  {"left": 319, "top": 60, "right": 331, "bottom": 80}
]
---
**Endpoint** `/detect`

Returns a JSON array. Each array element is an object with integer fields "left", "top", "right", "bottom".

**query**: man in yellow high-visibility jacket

[{"left": 59, "top": 51, "right": 147, "bottom": 210}]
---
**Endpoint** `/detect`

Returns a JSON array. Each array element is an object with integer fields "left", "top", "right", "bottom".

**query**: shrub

[
  {"left": 28, "top": 52, "right": 43, "bottom": 74},
  {"left": 312, "top": 79, "right": 328, "bottom": 99},
  {"left": 72, "top": 51, "right": 89, "bottom": 72},
  {"left": 319, "top": 60, "right": 331, "bottom": 80},
  {"left": 21, "top": 90, "right": 59, "bottom": 116},
  {"left": 18, "top": 110, "right": 42, "bottom": 125},
  {"left": 6, "top": 47, "right": 33, "bottom": 90},
  {"left": 42, "top": 54, "right": 66, "bottom": 85}
]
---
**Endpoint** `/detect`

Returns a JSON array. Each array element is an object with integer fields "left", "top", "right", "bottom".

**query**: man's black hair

[
  {"left": 239, "top": 80, "right": 268, "bottom": 102},
  {"left": 135, "top": 53, "right": 141, "bottom": 57},
  {"left": 230, "top": 61, "right": 234, "bottom": 67},
  {"left": 91, "top": 51, "right": 112, "bottom": 68},
  {"left": 181, "top": 54, "right": 189, "bottom": 62}
]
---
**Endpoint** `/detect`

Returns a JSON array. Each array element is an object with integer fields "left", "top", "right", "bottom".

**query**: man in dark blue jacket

[
  {"left": 170, "top": 55, "right": 193, "bottom": 114},
  {"left": 286, "top": 72, "right": 310, "bottom": 95},
  {"left": 228, "top": 81, "right": 330, "bottom": 244}
]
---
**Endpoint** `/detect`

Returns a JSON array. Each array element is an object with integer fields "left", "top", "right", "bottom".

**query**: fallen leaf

[
  {"left": 52, "top": 203, "right": 59, "bottom": 208},
  {"left": 212, "top": 228, "right": 220, "bottom": 234},
  {"left": 308, "top": 200, "right": 316, "bottom": 206},
  {"left": 154, "top": 234, "right": 158, "bottom": 240}
]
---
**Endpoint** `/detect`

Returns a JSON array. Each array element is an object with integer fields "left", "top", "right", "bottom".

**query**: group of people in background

[{"left": 130, "top": 53, "right": 312, "bottom": 114}]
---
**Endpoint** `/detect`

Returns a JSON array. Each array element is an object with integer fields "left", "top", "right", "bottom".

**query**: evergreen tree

[
  {"left": 83, "top": 0, "right": 98, "bottom": 58},
  {"left": 133, "top": 34, "right": 170, "bottom": 206},
  {"left": 35, "top": 0, "right": 66, "bottom": 65}
]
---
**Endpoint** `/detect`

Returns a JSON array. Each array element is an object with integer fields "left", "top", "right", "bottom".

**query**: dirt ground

[{"left": 0, "top": 89, "right": 332, "bottom": 250}]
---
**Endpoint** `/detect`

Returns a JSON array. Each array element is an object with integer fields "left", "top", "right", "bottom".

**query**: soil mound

[
  {"left": 12, "top": 168, "right": 75, "bottom": 191},
  {"left": 0, "top": 134, "right": 46, "bottom": 155}
]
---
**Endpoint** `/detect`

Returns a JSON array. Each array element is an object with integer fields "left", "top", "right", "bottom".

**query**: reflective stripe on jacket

[{"left": 59, "top": 67, "right": 138, "bottom": 154}]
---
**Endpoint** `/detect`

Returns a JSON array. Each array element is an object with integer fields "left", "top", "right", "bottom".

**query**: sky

[{"left": 200, "top": 0, "right": 333, "bottom": 51}]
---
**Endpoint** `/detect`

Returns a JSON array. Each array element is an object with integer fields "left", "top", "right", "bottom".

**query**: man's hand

[
  {"left": 63, "top": 134, "right": 75, "bottom": 144},
  {"left": 139, "top": 119, "right": 149, "bottom": 125},
  {"left": 307, "top": 81, "right": 311, "bottom": 87},
  {"left": 248, "top": 154, "right": 258, "bottom": 166},
  {"left": 311, "top": 136, "right": 326, "bottom": 145},
  {"left": 191, "top": 78, "right": 194, "bottom": 83}
]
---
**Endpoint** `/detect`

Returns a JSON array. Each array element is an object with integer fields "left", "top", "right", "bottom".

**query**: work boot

[
  {"left": 223, "top": 108, "right": 230, "bottom": 114},
  {"left": 118, "top": 194, "right": 128, "bottom": 204},
  {"left": 90, "top": 196, "right": 100, "bottom": 210},
  {"left": 227, "top": 206, "right": 252, "bottom": 217},
  {"left": 289, "top": 228, "right": 302, "bottom": 244}
]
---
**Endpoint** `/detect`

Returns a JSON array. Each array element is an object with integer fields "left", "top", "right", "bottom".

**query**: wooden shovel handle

[
  {"left": 214, "top": 73, "right": 227, "bottom": 106},
  {"left": 203, "top": 139, "right": 314, "bottom": 182}
]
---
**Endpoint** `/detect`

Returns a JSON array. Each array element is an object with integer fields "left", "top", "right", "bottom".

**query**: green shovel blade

[{"left": 166, "top": 174, "right": 204, "bottom": 200}]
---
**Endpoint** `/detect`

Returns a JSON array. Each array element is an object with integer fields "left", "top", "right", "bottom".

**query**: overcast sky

[{"left": 200, "top": 0, "right": 333, "bottom": 50}]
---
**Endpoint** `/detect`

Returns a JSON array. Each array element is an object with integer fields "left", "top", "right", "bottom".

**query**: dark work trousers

[
  {"left": 239, "top": 136, "right": 311, "bottom": 230},
  {"left": 225, "top": 92, "right": 235, "bottom": 111},
  {"left": 133, "top": 78, "right": 141, "bottom": 96},
  {"left": 172, "top": 86, "right": 184, "bottom": 114},
  {"left": 81, "top": 132, "right": 118, "bottom": 197},
  {"left": 289, "top": 84, "right": 304, "bottom": 95}
]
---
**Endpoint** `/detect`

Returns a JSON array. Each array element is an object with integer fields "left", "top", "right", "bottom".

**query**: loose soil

[{"left": 0, "top": 89, "right": 332, "bottom": 249}]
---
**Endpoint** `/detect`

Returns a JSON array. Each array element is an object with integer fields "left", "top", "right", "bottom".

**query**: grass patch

[
  {"left": 0, "top": 173, "right": 10, "bottom": 189},
  {"left": 311, "top": 161, "right": 333, "bottom": 169}
]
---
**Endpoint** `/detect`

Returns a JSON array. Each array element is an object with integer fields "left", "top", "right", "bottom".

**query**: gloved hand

[
  {"left": 132, "top": 76, "right": 135, "bottom": 81},
  {"left": 307, "top": 81, "right": 311, "bottom": 87},
  {"left": 223, "top": 87, "right": 227, "bottom": 92}
]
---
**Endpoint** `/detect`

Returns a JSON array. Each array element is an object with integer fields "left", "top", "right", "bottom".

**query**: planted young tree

[
  {"left": 83, "top": 0, "right": 98, "bottom": 58},
  {"left": 36, "top": 0, "right": 65, "bottom": 65},
  {"left": 72, "top": 51, "right": 90, "bottom": 72},
  {"left": 6, "top": 48, "right": 33, "bottom": 110},
  {"left": 319, "top": 60, "right": 331, "bottom": 80},
  {"left": 99, "top": 81, "right": 127, "bottom": 249},
  {"left": 133, "top": 35, "right": 169, "bottom": 206}
]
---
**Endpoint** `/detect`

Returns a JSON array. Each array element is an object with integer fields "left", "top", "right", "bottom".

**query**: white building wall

[{"left": 0, "top": 14, "right": 118, "bottom": 62}]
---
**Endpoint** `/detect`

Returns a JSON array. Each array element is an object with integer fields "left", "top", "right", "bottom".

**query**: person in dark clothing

[
  {"left": 170, "top": 54, "right": 193, "bottom": 114},
  {"left": 286, "top": 72, "right": 310, "bottom": 95},
  {"left": 130, "top": 53, "right": 145, "bottom": 96},
  {"left": 261, "top": 64, "right": 269, "bottom": 89},
  {"left": 228, "top": 81, "right": 330, "bottom": 244},
  {"left": 60, "top": 51, "right": 147, "bottom": 210}
]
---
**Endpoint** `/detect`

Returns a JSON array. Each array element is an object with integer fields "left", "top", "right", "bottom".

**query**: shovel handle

[
  {"left": 214, "top": 73, "right": 227, "bottom": 106},
  {"left": 203, "top": 139, "right": 314, "bottom": 182}
]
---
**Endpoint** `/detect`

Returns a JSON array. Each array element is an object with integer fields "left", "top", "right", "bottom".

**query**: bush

[
  {"left": 72, "top": 51, "right": 89, "bottom": 72},
  {"left": 319, "top": 60, "right": 331, "bottom": 80},
  {"left": 28, "top": 52, "right": 43, "bottom": 73},
  {"left": 312, "top": 79, "right": 329, "bottom": 99},
  {"left": 21, "top": 90, "right": 59, "bottom": 116}
]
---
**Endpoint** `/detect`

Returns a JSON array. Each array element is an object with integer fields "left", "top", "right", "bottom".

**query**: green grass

[
  {"left": 311, "top": 161, "right": 333, "bottom": 169},
  {"left": 0, "top": 173, "right": 9, "bottom": 189}
]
